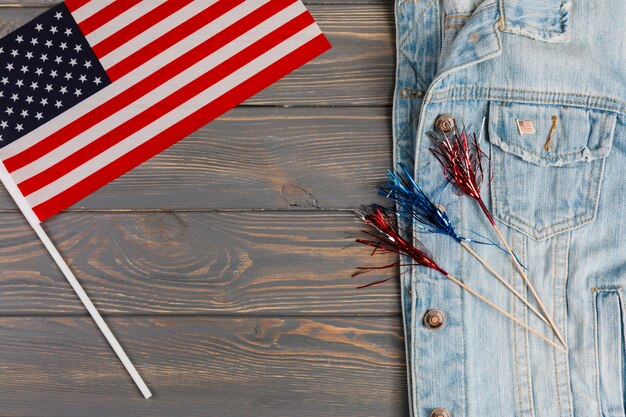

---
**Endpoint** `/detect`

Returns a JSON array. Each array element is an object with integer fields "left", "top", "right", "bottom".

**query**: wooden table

[{"left": 0, "top": 1, "right": 408, "bottom": 415}]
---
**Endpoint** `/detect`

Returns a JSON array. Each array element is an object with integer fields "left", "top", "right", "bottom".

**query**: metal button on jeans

[
  {"left": 430, "top": 408, "right": 451, "bottom": 417},
  {"left": 434, "top": 114, "right": 456, "bottom": 135},
  {"left": 423, "top": 309, "right": 445, "bottom": 329}
]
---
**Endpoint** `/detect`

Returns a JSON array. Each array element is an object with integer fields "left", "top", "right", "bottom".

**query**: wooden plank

[
  {"left": 0, "top": 107, "right": 391, "bottom": 210},
  {"left": 0, "top": 5, "right": 395, "bottom": 106},
  {"left": 0, "top": 316, "right": 408, "bottom": 417},
  {"left": 0, "top": 211, "right": 399, "bottom": 315}
]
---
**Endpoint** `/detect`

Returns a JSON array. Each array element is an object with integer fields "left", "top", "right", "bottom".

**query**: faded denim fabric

[{"left": 394, "top": 0, "right": 626, "bottom": 416}]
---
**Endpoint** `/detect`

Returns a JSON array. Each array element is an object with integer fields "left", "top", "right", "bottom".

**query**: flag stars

[
  {"left": 25, "top": 51, "right": 34, "bottom": 60},
  {"left": 0, "top": 47, "right": 3, "bottom": 54},
  {"left": 45, "top": 84, "right": 53, "bottom": 92},
  {"left": 55, "top": 56, "right": 63, "bottom": 64},
  {"left": 40, "top": 53, "right": 48, "bottom": 62},
  {"left": 64, "top": 72, "right": 72, "bottom": 80},
  {"left": 55, "top": 100, "right": 63, "bottom": 109},
  {"left": 20, "top": 65, "right": 29, "bottom": 74},
  {"left": 50, "top": 26, "right": 58, "bottom": 34},
  {"left": 59, "top": 86, "right": 68, "bottom": 95},
  {"left": 93, "top": 77, "right": 102, "bottom": 85},
  {"left": 5, "top": 107, "right": 14, "bottom": 115},
  {"left": 0, "top": 121, "right": 7, "bottom": 129},
  {"left": 15, "top": 123, "right": 23, "bottom": 132},
  {"left": 35, "top": 68, "right": 43, "bottom": 76},
  {"left": 59, "top": 42, "right": 68, "bottom": 50},
  {"left": 54, "top": 11, "right": 63, "bottom": 20},
  {"left": 64, "top": 28, "right": 73, "bottom": 36},
  {"left": 35, "top": 23, "right": 43, "bottom": 32},
  {"left": 74, "top": 44, "right": 83, "bottom": 53},
  {"left": 25, "top": 96, "right": 34, "bottom": 104},
  {"left": 84, "top": 61, "right": 92, "bottom": 69},
  {"left": 40, "top": 98, "right": 48, "bottom": 106},
  {"left": 30, "top": 81, "right": 39, "bottom": 90},
  {"left": 50, "top": 70, "right": 58, "bottom": 78},
  {"left": 74, "top": 88, "right": 82, "bottom": 97},
  {"left": 5, "top": 63, "right": 14, "bottom": 71},
  {"left": 45, "top": 40, "right": 53, "bottom": 48},
  {"left": 35, "top": 112, "right": 43, "bottom": 120},
  {"left": 10, "top": 93, "right": 19, "bottom": 102},
  {"left": 20, "top": 109, "right": 28, "bottom": 118},
  {"left": 69, "top": 58, "right": 77, "bottom": 67},
  {"left": 10, "top": 49, "right": 19, "bottom": 58},
  {"left": 0, "top": 77, "right": 8, "bottom": 85},
  {"left": 79, "top": 74, "right": 87, "bottom": 83},
  {"left": 16, "top": 35, "right": 24, "bottom": 44},
  {"left": 15, "top": 80, "right": 24, "bottom": 88},
  {"left": 30, "top": 37, "right": 38, "bottom": 46}
]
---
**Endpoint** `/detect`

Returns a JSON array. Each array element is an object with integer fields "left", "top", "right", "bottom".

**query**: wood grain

[
  {"left": 0, "top": 4, "right": 395, "bottom": 106},
  {"left": 0, "top": 316, "right": 408, "bottom": 417},
  {"left": 0, "top": 1, "right": 405, "bottom": 415},
  {"left": 0, "top": 107, "right": 392, "bottom": 210},
  {"left": 0, "top": 211, "right": 399, "bottom": 315}
]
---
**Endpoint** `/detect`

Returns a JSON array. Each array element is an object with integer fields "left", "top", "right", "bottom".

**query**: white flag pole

[{"left": 0, "top": 162, "right": 152, "bottom": 399}]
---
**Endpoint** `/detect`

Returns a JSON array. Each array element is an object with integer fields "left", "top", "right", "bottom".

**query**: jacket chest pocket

[{"left": 487, "top": 101, "right": 617, "bottom": 240}]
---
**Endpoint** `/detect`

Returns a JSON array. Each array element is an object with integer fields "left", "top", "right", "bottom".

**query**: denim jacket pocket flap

[
  {"left": 487, "top": 101, "right": 617, "bottom": 240},
  {"left": 489, "top": 102, "right": 616, "bottom": 167},
  {"left": 499, "top": 0, "right": 571, "bottom": 43}
]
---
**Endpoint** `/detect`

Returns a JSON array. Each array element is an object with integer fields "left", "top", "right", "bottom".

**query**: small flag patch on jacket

[
  {"left": 0, "top": 0, "right": 330, "bottom": 222},
  {"left": 516, "top": 119, "right": 536, "bottom": 135}
]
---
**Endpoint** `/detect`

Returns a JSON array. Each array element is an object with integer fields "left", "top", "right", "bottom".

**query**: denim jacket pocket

[
  {"left": 498, "top": 0, "right": 571, "bottom": 43},
  {"left": 487, "top": 101, "right": 617, "bottom": 240},
  {"left": 593, "top": 288, "right": 626, "bottom": 417}
]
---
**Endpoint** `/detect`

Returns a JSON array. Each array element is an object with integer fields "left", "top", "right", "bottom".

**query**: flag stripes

[
  {"left": 33, "top": 32, "right": 329, "bottom": 221},
  {"left": 78, "top": 0, "right": 142, "bottom": 36},
  {"left": 0, "top": 0, "right": 330, "bottom": 222},
  {"left": 15, "top": 2, "right": 311, "bottom": 192},
  {"left": 4, "top": 0, "right": 285, "bottom": 172}
]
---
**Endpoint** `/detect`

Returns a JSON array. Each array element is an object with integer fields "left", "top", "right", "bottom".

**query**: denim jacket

[{"left": 394, "top": 0, "right": 626, "bottom": 416}]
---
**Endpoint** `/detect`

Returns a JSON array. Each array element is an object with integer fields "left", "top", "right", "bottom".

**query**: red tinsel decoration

[
  {"left": 429, "top": 130, "right": 494, "bottom": 225},
  {"left": 353, "top": 205, "right": 448, "bottom": 288}
]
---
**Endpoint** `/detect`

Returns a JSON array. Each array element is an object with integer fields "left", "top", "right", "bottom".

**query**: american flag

[
  {"left": 0, "top": 0, "right": 330, "bottom": 222},
  {"left": 516, "top": 118, "right": 536, "bottom": 135}
]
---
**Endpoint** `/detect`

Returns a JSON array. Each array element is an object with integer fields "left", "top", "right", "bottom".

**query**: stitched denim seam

[
  {"left": 492, "top": 132, "right": 604, "bottom": 239},
  {"left": 521, "top": 237, "right": 536, "bottom": 417},
  {"left": 513, "top": 272, "right": 523, "bottom": 416},
  {"left": 552, "top": 236, "right": 563, "bottom": 417},
  {"left": 459, "top": 231, "right": 469, "bottom": 417},
  {"left": 592, "top": 288, "right": 603, "bottom": 417},
  {"left": 511, "top": 235, "right": 523, "bottom": 416},
  {"left": 493, "top": 112, "right": 613, "bottom": 163},
  {"left": 491, "top": 107, "right": 609, "bottom": 238},
  {"left": 397, "top": 0, "right": 436, "bottom": 49},
  {"left": 443, "top": 95, "right": 624, "bottom": 114},
  {"left": 497, "top": 160, "right": 601, "bottom": 237},
  {"left": 591, "top": 287, "right": 624, "bottom": 417},
  {"left": 562, "top": 232, "right": 574, "bottom": 417},
  {"left": 432, "top": 86, "right": 625, "bottom": 104},
  {"left": 428, "top": 89, "right": 626, "bottom": 114},
  {"left": 444, "top": 13, "right": 472, "bottom": 20}
]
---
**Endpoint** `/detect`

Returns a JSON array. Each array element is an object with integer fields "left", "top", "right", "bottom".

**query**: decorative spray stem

[
  {"left": 380, "top": 163, "right": 550, "bottom": 329},
  {"left": 354, "top": 206, "right": 565, "bottom": 352},
  {"left": 429, "top": 128, "right": 567, "bottom": 350}
]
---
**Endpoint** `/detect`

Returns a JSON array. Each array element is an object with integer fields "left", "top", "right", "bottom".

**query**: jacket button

[
  {"left": 430, "top": 408, "right": 451, "bottom": 417},
  {"left": 423, "top": 309, "right": 445, "bottom": 329},
  {"left": 434, "top": 114, "right": 456, "bottom": 135}
]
